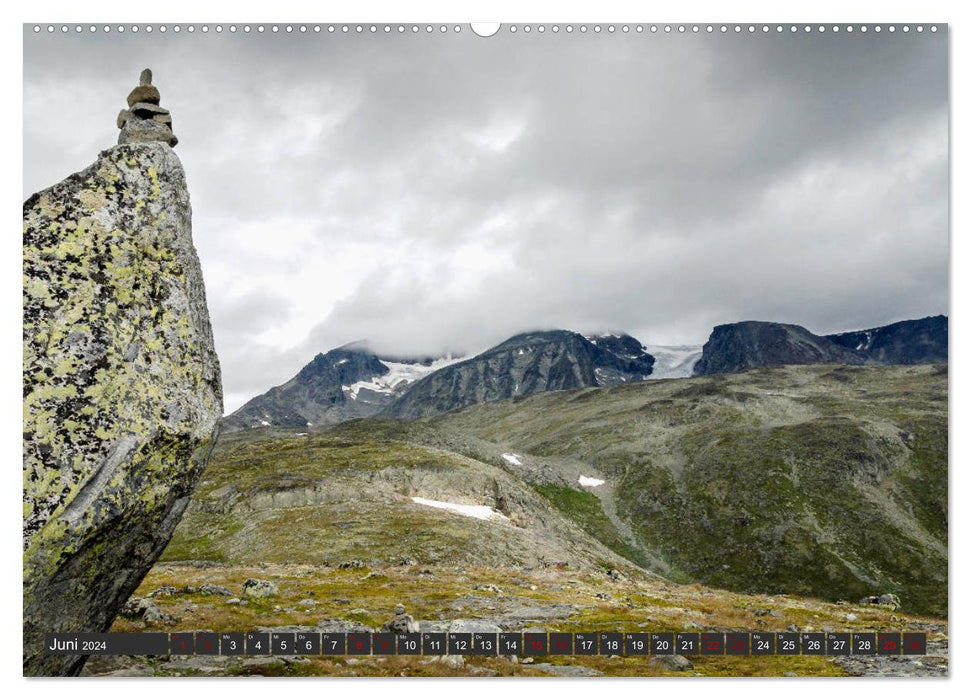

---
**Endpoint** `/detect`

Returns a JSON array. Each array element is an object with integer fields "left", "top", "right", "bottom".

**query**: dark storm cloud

[{"left": 23, "top": 26, "right": 948, "bottom": 412}]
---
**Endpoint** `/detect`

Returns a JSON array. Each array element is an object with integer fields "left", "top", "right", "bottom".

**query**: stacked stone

[{"left": 117, "top": 69, "right": 178, "bottom": 148}]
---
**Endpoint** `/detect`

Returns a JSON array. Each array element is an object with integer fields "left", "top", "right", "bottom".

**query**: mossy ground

[
  {"left": 104, "top": 561, "right": 945, "bottom": 677},
  {"left": 109, "top": 364, "right": 947, "bottom": 677}
]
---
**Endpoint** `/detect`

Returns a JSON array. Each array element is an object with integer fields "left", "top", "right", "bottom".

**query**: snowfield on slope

[
  {"left": 345, "top": 355, "right": 467, "bottom": 400},
  {"left": 578, "top": 475, "right": 605, "bottom": 487},
  {"left": 411, "top": 497, "right": 509, "bottom": 522},
  {"left": 642, "top": 344, "right": 704, "bottom": 379},
  {"left": 502, "top": 453, "right": 523, "bottom": 466}
]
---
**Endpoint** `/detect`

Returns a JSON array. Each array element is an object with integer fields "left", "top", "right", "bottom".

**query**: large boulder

[{"left": 22, "top": 142, "right": 222, "bottom": 675}]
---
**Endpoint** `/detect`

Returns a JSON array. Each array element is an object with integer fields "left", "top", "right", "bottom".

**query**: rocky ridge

[{"left": 383, "top": 330, "right": 655, "bottom": 420}]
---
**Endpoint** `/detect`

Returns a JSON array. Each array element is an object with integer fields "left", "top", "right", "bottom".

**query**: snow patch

[
  {"left": 578, "top": 475, "right": 605, "bottom": 487},
  {"left": 345, "top": 355, "right": 467, "bottom": 400},
  {"left": 259, "top": 420, "right": 270, "bottom": 426},
  {"left": 411, "top": 497, "right": 509, "bottom": 522},
  {"left": 502, "top": 453, "right": 522, "bottom": 466},
  {"left": 642, "top": 344, "right": 704, "bottom": 379}
]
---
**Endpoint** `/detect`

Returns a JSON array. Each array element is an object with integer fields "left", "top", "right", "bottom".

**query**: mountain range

[{"left": 222, "top": 315, "right": 946, "bottom": 431}]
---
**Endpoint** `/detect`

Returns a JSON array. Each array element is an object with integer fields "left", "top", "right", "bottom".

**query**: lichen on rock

[{"left": 23, "top": 142, "right": 222, "bottom": 675}]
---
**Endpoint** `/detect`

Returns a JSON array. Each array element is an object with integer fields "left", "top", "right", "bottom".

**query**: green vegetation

[
  {"left": 431, "top": 364, "right": 947, "bottom": 616},
  {"left": 531, "top": 483, "right": 648, "bottom": 567}
]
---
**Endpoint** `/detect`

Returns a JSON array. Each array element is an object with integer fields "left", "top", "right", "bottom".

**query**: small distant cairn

[{"left": 117, "top": 68, "right": 178, "bottom": 147}]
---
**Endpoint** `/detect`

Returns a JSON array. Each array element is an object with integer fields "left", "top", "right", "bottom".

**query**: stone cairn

[{"left": 117, "top": 68, "right": 178, "bottom": 147}]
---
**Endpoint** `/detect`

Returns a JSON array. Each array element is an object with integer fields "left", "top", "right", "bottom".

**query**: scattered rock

[
  {"left": 147, "top": 586, "right": 180, "bottom": 598},
  {"left": 199, "top": 584, "right": 233, "bottom": 597},
  {"left": 242, "top": 579, "right": 279, "bottom": 598},
  {"left": 649, "top": 655, "right": 694, "bottom": 672},
  {"left": 226, "top": 598, "right": 241, "bottom": 605},
  {"left": 440, "top": 655, "right": 465, "bottom": 669},
  {"left": 448, "top": 619, "right": 502, "bottom": 634},
  {"left": 339, "top": 560, "right": 366, "bottom": 570},
  {"left": 531, "top": 663, "right": 604, "bottom": 677},
  {"left": 858, "top": 594, "right": 901, "bottom": 610},
  {"left": 606, "top": 568, "right": 627, "bottom": 582},
  {"left": 845, "top": 613, "right": 858, "bottom": 622},
  {"left": 468, "top": 667, "right": 500, "bottom": 676},
  {"left": 382, "top": 603, "right": 420, "bottom": 634},
  {"left": 594, "top": 592, "right": 611, "bottom": 601},
  {"left": 297, "top": 599, "right": 317, "bottom": 607},
  {"left": 474, "top": 584, "right": 504, "bottom": 594},
  {"left": 120, "top": 598, "right": 176, "bottom": 624}
]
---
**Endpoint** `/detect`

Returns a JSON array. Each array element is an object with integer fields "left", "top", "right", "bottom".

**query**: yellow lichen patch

[{"left": 77, "top": 189, "right": 106, "bottom": 211}]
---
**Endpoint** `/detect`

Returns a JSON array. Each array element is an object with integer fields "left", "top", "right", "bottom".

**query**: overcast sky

[{"left": 23, "top": 25, "right": 948, "bottom": 412}]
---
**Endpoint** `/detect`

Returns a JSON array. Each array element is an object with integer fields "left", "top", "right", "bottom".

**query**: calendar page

[{"left": 22, "top": 19, "right": 948, "bottom": 680}]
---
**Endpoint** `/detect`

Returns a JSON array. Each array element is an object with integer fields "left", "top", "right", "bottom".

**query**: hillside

[
  {"left": 429, "top": 363, "right": 947, "bottom": 617},
  {"left": 384, "top": 330, "right": 655, "bottom": 420},
  {"left": 105, "top": 363, "right": 947, "bottom": 677},
  {"left": 826, "top": 315, "right": 948, "bottom": 365},
  {"left": 693, "top": 322, "right": 866, "bottom": 376},
  {"left": 166, "top": 364, "right": 945, "bottom": 618},
  {"left": 694, "top": 317, "right": 948, "bottom": 376}
]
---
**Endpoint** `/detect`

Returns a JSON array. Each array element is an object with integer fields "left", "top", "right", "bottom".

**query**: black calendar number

[
  {"left": 422, "top": 633, "right": 446, "bottom": 654},
  {"left": 320, "top": 633, "right": 346, "bottom": 655},
  {"left": 651, "top": 632, "right": 674, "bottom": 655},
  {"left": 499, "top": 633, "right": 522, "bottom": 655},
  {"left": 397, "top": 633, "right": 421, "bottom": 655},
  {"left": 448, "top": 633, "right": 471, "bottom": 655},
  {"left": 574, "top": 633, "right": 597, "bottom": 655},
  {"left": 473, "top": 633, "right": 497, "bottom": 656},
  {"left": 826, "top": 633, "right": 851, "bottom": 656},
  {"left": 246, "top": 633, "right": 269, "bottom": 655},
  {"left": 599, "top": 633, "right": 623, "bottom": 655},
  {"left": 220, "top": 633, "right": 244, "bottom": 656},
  {"left": 624, "top": 633, "right": 648, "bottom": 656},
  {"left": 271, "top": 632, "right": 295, "bottom": 655},
  {"left": 853, "top": 633, "right": 876, "bottom": 655},
  {"left": 801, "top": 633, "right": 825, "bottom": 655},
  {"left": 776, "top": 633, "right": 799, "bottom": 655},
  {"left": 676, "top": 633, "right": 699, "bottom": 655},
  {"left": 751, "top": 633, "right": 774, "bottom": 655}
]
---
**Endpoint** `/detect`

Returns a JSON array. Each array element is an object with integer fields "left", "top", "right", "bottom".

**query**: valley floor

[{"left": 97, "top": 561, "right": 948, "bottom": 678}]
